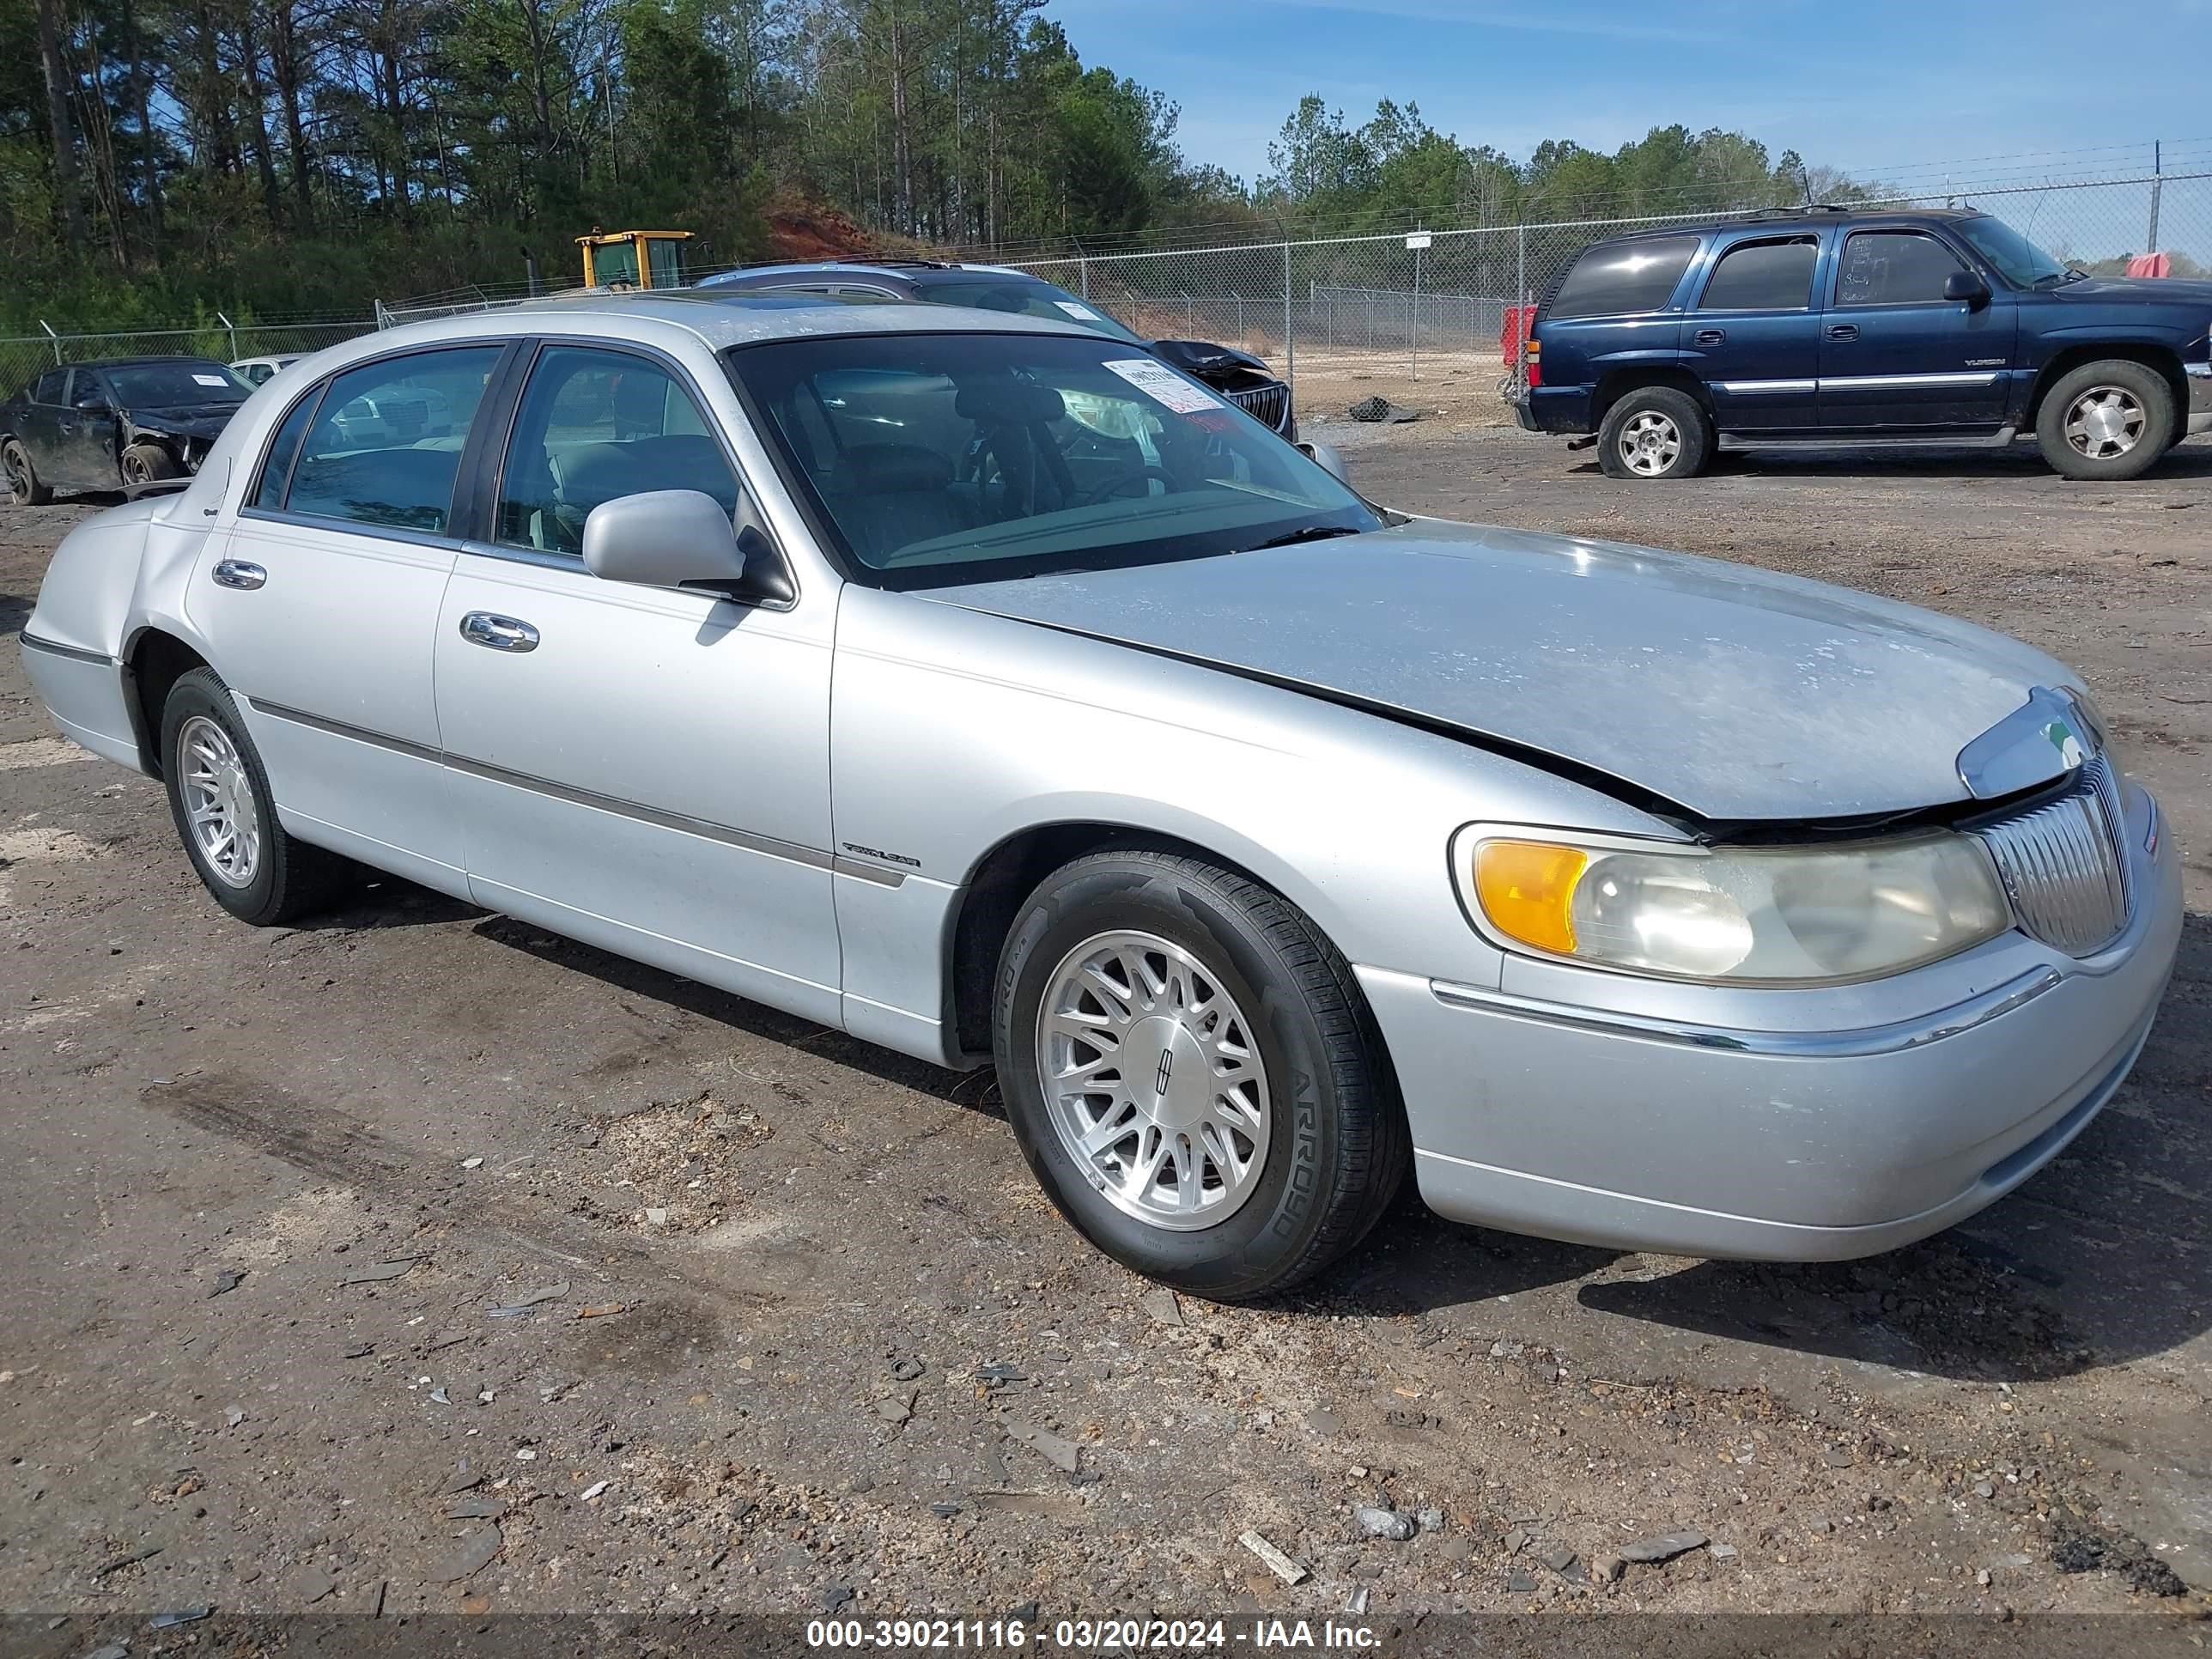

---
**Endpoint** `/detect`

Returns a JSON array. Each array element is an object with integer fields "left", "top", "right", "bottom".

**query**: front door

[
  {"left": 432, "top": 341, "right": 842, "bottom": 1025},
  {"left": 191, "top": 342, "right": 511, "bottom": 891},
  {"left": 1686, "top": 232, "right": 1826, "bottom": 432},
  {"left": 1819, "top": 227, "right": 2015, "bottom": 428}
]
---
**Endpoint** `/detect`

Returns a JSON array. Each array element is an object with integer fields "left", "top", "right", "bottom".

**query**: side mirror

[
  {"left": 581, "top": 488, "right": 794, "bottom": 605},
  {"left": 1298, "top": 441, "right": 1351, "bottom": 485},
  {"left": 1944, "top": 270, "right": 1991, "bottom": 308},
  {"left": 75, "top": 394, "right": 111, "bottom": 414}
]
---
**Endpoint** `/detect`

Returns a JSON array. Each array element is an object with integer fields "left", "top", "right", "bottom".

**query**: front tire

[
  {"left": 160, "top": 667, "right": 354, "bottom": 925},
  {"left": 121, "top": 443, "right": 182, "bottom": 489},
  {"left": 1597, "top": 386, "right": 1711, "bottom": 480},
  {"left": 992, "top": 848, "right": 1408, "bottom": 1301},
  {"left": 3, "top": 438, "right": 52, "bottom": 505},
  {"left": 2035, "top": 360, "right": 2176, "bottom": 481}
]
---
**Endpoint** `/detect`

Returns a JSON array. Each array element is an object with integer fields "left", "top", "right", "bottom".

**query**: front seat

[{"left": 827, "top": 443, "right": 975, "bottom": 562}]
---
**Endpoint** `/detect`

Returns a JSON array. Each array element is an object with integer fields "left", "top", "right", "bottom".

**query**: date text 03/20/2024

[{"left": 804, "top": 1619, "right": 1382, "bottom": 1650}]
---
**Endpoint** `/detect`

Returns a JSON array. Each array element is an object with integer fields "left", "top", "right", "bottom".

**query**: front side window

[
  {"left": 284, "top": 345, "right": 502, "bottom": 534},
  {"left": 495, "top": 346, "right": 741, "bottom": 554},
  {"left": 1836, "top": 231, "right": 1969, "bottom": 307},
  {"left": 729, "top": 331, "right": 1377, "bottom": 587},
  {"left": 1547, "top": 236, "right": 1699, "bottom": 319},
  {"left": 1698, "top": 237, "right": 1819, "bottom": 310}
]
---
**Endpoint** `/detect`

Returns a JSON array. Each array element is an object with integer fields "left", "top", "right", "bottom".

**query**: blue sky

[{"left": 1048, "top": 0, "right": 2209, "bottom": 194}]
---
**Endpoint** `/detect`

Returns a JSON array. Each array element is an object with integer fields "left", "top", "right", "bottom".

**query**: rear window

[
  {"left": 1698, "top": 237, "right": 1819, "bottom": 310},
  {"left": 1547, "top": 236, "right": 1698, "bottom": 319}
]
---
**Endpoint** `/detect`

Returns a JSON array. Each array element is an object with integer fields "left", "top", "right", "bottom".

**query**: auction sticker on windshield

[
  {"left": 1103, "top": 356, "right": 1222, "bottom": 414},
  {"left": 191, "top": 374, "right": 230, "bottom": 387},
  {"left": 1055, "top": 301, "right": 1103, "bottom": 320}
]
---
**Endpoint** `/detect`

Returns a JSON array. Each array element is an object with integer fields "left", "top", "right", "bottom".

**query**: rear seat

[{"left": 289, "top": 446, "right": 465, "bottom": 532}]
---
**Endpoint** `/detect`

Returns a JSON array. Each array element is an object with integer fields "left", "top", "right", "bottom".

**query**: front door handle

[
  {"left": 459, "top": 611, "right": 539, "bottom": 653},
  {"left": 211, "top": 559, "right": 267, "bottom": 590},
  {"left": 1826, "top": 323, "right": 1859, "bottom": 342},
  {"left": 1693, "top": 327, "right": 1727, "bottom": 348}
]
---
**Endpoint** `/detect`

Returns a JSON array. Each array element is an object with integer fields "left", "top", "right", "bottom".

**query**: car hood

[
  {"left": 125, "top": 404, "right": 242, "bottom": 440},
  {"left": 921, "top": 520, "right": 2078, "bottom": 823},
  {"left": 2045, "top": 275, "right": 2212, "bottom": 308}
]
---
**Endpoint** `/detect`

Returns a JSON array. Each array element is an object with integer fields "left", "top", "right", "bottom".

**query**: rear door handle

[
  {"left": 1693, "top": 328, "right": 1727, "bottom": 348},
  {"left": 1826, "top": 323, "right": 1859, "bottom": 342},
  {"left": 459, "top": 611, "right": 539, "bottom": 653},
  {"left": 211, "top": 559, "right": 267, "bottom": 590}
]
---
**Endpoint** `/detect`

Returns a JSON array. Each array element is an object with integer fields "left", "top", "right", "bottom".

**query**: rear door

[
  {"left": 46, "top": 369, "right": 113, "bottom": 488},
  {"left": 1686, "top": 232, "right": 1826, "bottom": 431},
  {"left": 17, "top": 370, "right": 71, "bottom": 481},
  {"left": 191, "top": 341, "right": 514, "bottom": 890},
  {"left": 1818, "top": 226, "right": 2015, "bottom": 428}
]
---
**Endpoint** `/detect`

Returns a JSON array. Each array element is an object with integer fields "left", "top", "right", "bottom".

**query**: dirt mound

[{"left": 764, "top": 200, "right": 916, "bottom": 264}]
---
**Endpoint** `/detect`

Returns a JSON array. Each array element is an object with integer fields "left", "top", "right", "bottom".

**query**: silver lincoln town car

[{"left": 20, "top": 294, "right": 2182, "bottom": 1298}]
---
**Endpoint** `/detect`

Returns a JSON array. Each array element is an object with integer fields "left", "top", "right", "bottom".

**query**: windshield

[
  {"left": 105, "top": 362, "right": 251, "bottom": 406},
  {"left": 728, "top": 331, "right": 1376, "bottom": 589},
  {"left": 1955, "top": 216, "right": 2072, "bottom": 288},
  {"left": 911, "top": 276, "right": 1146, "bottom": 344}
]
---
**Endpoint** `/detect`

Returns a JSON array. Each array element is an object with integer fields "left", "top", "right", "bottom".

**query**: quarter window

[
  {"left": 1547, "top": 236, "right": 1699, "bottom": 319},
  {"left": 495, "top": 346, "right": 741, "bottom": 555},
  {"left": 283, "top": 347, "right": 502, "bottom": 534},
  {"left": 1836, "top": 231, "right": 1969, "bottom": 307},
  {"left": 1699, "top": 237, "right": 1819, "bottom": 310},
  {"left": 252, "top": 391, "right": 319, "bottom": 510}
]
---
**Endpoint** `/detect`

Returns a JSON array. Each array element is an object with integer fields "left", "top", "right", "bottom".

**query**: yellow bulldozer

[{"left": 574, "top": 228, "right": 695, "bottom": 291}]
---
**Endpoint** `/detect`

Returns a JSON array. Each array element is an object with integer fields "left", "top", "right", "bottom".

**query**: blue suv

[{"left": 1517, "top": 207, "right": 2212, "bottom": 481}]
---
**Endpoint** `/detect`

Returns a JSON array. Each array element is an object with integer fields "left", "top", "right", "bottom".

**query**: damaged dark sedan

[{"left": 3, "top": 357, "right": 252, "bottom": 502}]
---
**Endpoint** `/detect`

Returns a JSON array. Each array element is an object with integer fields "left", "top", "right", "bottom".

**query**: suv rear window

[{"left": 1547, "top": 236, "right": 1698, "bottom": 319}]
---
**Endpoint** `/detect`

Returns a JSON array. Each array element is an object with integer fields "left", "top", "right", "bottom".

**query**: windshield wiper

[{"left": 1243, "top": 525, "right": 1362, "bottom": 551}]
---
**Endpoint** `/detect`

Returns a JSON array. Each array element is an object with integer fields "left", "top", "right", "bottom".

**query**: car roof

[
  {"left": 1595, "top": 206, "right": 1987, "bottom": 245},
  {"left": 373, "top": 289, "right": 1100, "bottom": 354},
  {"left": 51, "top": 356, "right": 234, "bottom": 373},
  {"left": 707, "top": 260, "right": 1039, "bottom": 286}
]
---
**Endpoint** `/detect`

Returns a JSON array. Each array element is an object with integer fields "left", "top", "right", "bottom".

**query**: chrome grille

[
  {"left": 1976, "top": 756, "right": 2130, "bottom": 957},
  {"left": 1227, "top": 382, "right": 1291, "bottom": 433}
]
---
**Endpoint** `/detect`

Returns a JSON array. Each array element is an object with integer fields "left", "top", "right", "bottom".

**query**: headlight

[{"left": 1459, "top": 830, "right": 2011, "bottom": 984}]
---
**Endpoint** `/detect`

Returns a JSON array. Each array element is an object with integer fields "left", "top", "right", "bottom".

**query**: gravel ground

[{"left": 1, "top": 432, "right": 2208, "bottom": 1634}]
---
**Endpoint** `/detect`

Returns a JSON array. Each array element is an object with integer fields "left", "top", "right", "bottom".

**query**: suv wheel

[
  {"left": 1597, "top": 386, "right": 1711, "bottom": 480},
  {"left": 2035, "top": 361, "right": 2176, "bottom": 481},
  {"left": 993, "top": 847, "right": 1408, "bottom": 1301}
]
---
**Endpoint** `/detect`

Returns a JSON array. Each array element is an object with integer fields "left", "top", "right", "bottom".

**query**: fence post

[
  {"left": 1182, "top": 291, "right": 1194, "bottom": 336},
  {"left": 1282, "top": 240, "right": 1294, "bottom": 396},
  {"left": 40, "top": 320, "right": 61, "bottom": 367},
  {"left": 1079, "top": 252, "right": 1090, "bottom": 301},
  {"left": 216, "top": 312, "right": 237, "bottom": 361},
  {"left": 2147, "top": 138, "right": 2163, "bottom": 254},
  {"left": 1516, "top": 224, "right": 1527, "bottom": 308},
  {"left": 1412, "top": 245, "right": 1422, "bottom": 382},
  {"left": 1232, "top": 293, "right": 1243, "bottom": 346}
]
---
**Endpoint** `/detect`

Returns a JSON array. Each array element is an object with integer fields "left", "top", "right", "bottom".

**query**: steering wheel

[{"left": 1073, "top": 465, "right": 1179, "bottom": 506}]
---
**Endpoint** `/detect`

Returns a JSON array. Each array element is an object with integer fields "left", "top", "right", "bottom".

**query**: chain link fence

[
  {"left": 0, "top": 319, "right": 374, "bottom": 403},
  {"left": 1006, "top": 169, "right": 2212, "bottom": 426}
]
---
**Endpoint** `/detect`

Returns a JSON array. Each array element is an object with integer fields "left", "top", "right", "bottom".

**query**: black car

[
  {"left": 3, "top": 357, "right": 253, "bottom": 503},
  {"left": 700, "top": 260, "right": 1297, "bottom": 437}
]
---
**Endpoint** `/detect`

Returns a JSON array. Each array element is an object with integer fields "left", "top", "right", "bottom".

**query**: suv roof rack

[
  {"left": 1742, "top": 204, "right": 1850, "bottom": 218},
  {"left": 831, "top": 257, "right": 953, "bottom": 268}
]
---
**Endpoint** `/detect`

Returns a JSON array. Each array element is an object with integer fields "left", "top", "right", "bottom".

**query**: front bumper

[
  {"left": 1363, "top": 781, "right": 2181, "bottom": 1261},
  {"left": 2187, "top": 362, "right": 2210, "bottom": 435}
]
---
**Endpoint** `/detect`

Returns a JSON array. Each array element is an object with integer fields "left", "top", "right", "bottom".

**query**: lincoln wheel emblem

[{"left": 1155, "top": 1050, "right": 1176, "bottom": 1096}]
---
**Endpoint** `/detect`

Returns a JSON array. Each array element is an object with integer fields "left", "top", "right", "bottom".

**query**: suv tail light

[{"left": 1524, "top": 334, "right": 1542, "bottom": 389}]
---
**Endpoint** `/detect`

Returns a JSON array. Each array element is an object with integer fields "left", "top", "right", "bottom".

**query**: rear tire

[
  {"left": 160, "top": 667, "right": 356, "bottom": 926},
  {"left": 2035, "top": 360, "right": 2175, "bottom": 481},
  {"left": 1597, "top": 386, "right": 1711, "bottom": 480},
  {"left": 992, "top": 847, "right": 1408, "bottom": 1301},
  {"left": 121, "top": 442, "right": 182, "bottom": 489},
  {"left": 3, "top": 439, "right": 52, "bottom": 505}
]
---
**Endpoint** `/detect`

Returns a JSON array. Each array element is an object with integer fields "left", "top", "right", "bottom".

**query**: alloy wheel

[
  {"left": 1619, "top": 410, "right": 1682, "bottom": 477},
  {"left": 1033, "top": 929, "right": 1272, "bottom": 1232},
  {"left": 177, "top": 714, "right": 262, "bottom": 887},
  {"left": 2063, "top": 386, "right": 2145, "bottom": 460}
]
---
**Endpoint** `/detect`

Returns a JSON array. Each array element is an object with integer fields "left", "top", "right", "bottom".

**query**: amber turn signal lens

[{"left": 1474, "top": 840, "right": 1588, "bottom": 955}]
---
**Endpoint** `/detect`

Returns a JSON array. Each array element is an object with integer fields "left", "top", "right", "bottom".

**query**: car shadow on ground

[
  {"left": 1294, "top": 910, "right": 2212, "bottom": 1385},
  {"left": 1565, "top": 438, "right": 2212, "bottom": 484},
  {"left": 347, "top": 878, "right": 2208, "bottom": 1387}
]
